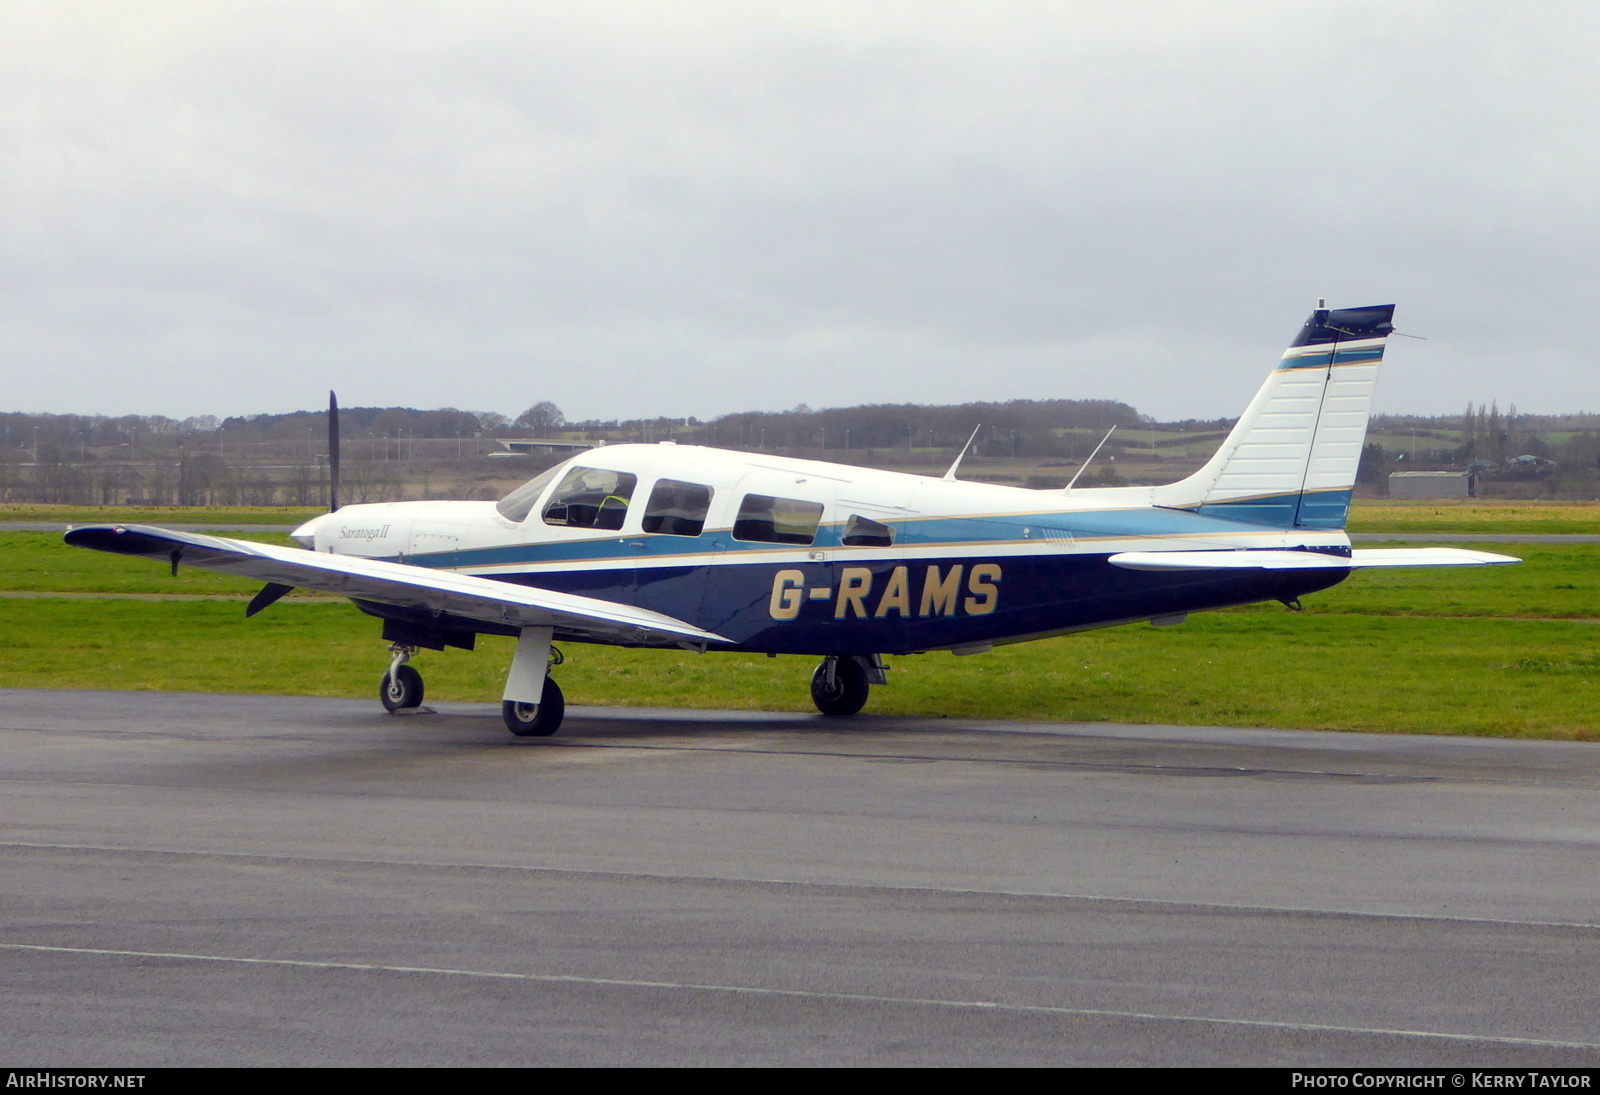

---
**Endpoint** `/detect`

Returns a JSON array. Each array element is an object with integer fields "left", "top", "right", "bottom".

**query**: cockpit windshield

[
  {"left": 495, "top": 462, "right": 567, "bottom": 522},
  {"left": 541, "top": 466, "right": 637, "bottom": 531}
]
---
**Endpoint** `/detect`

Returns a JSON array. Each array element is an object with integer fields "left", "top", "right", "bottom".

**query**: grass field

[
  {"left": 3, "top": 599, "right": 1595, "bottom": 739},
  {"left": 0, "top": 532, "right": 307, "bottom": 595},
  {"left": 1348, "top": 500, "right": 1600, "bottom": 534},
  {"left": 1, "top": 503, "right": 1594, "bottom": 739},
  {"left": 0, "top": 504, "right": 321, "bottom": 526}
]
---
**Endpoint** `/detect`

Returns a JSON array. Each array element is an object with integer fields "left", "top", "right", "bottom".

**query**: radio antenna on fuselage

[
  {"left": 1064, "top": 425, "right": 1117, "bottom": 491},
  {"left": 942, "top": 425, "right": 983, "bottom": 481}
]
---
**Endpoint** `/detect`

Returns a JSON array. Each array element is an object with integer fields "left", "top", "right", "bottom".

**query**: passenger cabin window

[
  {"left": 733, "top": 494, "right": 824, "bottom": 545},
  {"left": 842, "top": 514, "right": 895, "bottom": 547},
  {"left": 642, "top": 479, "right": 713, "bottom": 537},
  {"left": 495, "top": 463, "right": 565, "bottom": 523},
  {"left": 542, "top": 467, "right": 638, "bottom": 531}
]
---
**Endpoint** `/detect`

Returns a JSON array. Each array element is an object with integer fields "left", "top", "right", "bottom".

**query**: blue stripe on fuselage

[
  {"left": 355, "top": 504, "right": 1351, "bottom": 653},
  {"left": 396, "top": 502, "right": 1328, "bottom": 572},
  {"left": 1195, "top": 489, "right": 1353, "bottom": 530}
]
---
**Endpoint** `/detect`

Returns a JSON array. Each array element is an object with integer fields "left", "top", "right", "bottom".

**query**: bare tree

[
  {"left": 474, "top": 411, "right": 511, "bottom": 435},
  {"left": 515, "top": 402, "right": 566, "bottom": 438},
  {"left": 178, "top": 452, "right": 228, "bottom": 505}
]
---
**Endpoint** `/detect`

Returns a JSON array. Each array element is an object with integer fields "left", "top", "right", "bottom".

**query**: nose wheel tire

[
  {"left": 379, "top": 665, "right": 424, "bottom": 712},
  {"left": 503, "top": 677, "right": 566, "bottom": 737},
  {"left": 811, "top": 657, "right": 870, "bottom": 717}
]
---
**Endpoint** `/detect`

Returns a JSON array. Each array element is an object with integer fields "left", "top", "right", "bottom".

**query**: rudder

[{"left": 1153, "top": 304, "right": 1394, "bottom": 529}]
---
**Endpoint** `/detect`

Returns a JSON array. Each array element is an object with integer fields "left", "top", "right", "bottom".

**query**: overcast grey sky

[{"left": 3, "top": 1, "right": 1597, "bottom": 423}]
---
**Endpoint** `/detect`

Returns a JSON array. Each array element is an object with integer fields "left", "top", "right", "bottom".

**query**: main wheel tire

[
  {"left": 503, "top": 677, "right": 566, "bottom": 737},
  {"left": 379, "top": 664, "right": 424, "bottom": 712},
  {"left": 810, "top": 657, "right": 870, "bottom": 717}
]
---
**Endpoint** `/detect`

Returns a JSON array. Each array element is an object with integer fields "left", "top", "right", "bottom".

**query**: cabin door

[{"left": 699, "top": 469, "right": 839, "bottom": 644}]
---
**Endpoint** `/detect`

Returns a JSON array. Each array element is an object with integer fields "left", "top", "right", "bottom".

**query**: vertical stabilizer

[{"left": 1152, "top": 304, "right": 1394, "bottom": 529}]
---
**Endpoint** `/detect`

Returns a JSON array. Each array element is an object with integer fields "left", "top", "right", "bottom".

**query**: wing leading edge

[
  {"left": 1108, "top": 547, "right": 1520, "bottom": 571},
  {"left": 63, "top": 525, "right": 731, "bottom": 648}
]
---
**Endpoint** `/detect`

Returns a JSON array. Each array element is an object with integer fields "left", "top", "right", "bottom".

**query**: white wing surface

[
  {"left": 1346, "top": 548, "right": 1522, "bottom": 568},
  {"left": 1108, "top": 547, "right": 1519, "bottom": 571},
  {"left": 64, "top": 524, "right": 731, "bottom": 646}
]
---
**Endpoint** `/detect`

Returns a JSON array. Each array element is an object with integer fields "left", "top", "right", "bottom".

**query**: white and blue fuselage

[
  {"left": 68, "top": 304, "right": 1516, "bottom": 730},
  {"left": 294, "top": 440, "right": 1354, "bottom": 657}
]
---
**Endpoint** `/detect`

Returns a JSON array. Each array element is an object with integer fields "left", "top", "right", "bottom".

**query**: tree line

[{"left": 9, "top": 394, "right": 1600, "bottom": 505}]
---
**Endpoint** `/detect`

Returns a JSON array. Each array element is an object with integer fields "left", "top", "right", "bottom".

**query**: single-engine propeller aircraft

[{"left": 67, "top": 303, "right": 1516, "bottom": 736}]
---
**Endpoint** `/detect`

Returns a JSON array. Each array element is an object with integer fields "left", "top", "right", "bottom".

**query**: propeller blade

[{"left": 328, "top": 390, "right": 341, "bottom": 512}]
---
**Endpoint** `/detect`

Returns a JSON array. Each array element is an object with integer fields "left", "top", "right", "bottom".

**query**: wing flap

[{"left": 64, "top": 524, "right": 731, "bottom": 646}]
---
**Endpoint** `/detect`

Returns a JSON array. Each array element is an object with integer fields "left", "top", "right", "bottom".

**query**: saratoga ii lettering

[{"left": 769, "top": 564, "right": 1002, "bottom": 621}]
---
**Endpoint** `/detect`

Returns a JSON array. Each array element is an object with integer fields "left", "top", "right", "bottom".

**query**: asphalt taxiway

[{"left": 3, "top": 688, "right": 1598, "bottom": 1066}]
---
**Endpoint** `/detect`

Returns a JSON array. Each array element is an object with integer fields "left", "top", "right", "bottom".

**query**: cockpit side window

[
  {"left": 841, "top": 514, "right": 895, "bottom": 547},
  {"left": 495, "top": 463, "right": 566, "bottom": 523},
  {"left": 733, "top": 494, "right": 824, "bottom": 545},
  {"left": 642, "top": 479, "right": 714, "bottom": 537},
  {"left": 542, "top": 467, "right": 638, "bottom": 531}
]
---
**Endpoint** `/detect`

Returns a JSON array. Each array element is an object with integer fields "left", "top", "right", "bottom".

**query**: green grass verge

[
  {"left": 0, "top": 532, "right": 305, "bottom": 595},
  {"left": 1348, "top": 501, "right": 1600, "bottom": 534},
  {"left": 5, "top": 524, "right": 1592, "bottom": 738},
  {"left": 5, "top": 532, "right": 1587, "bottom": 618},
  {"left": 1302, "top": 542, "right": 1600, "bottom": 619},
  {"left": 0, "top": 504, "right": 321, "bottom": 525},
  {"left": 1, "top": 598, "right": 1594, "bottom": 739}
]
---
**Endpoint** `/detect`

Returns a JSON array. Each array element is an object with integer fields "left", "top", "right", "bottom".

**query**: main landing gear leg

[
  {"left": 379, "top": 643, "right": 424, "bottom": 712},
  {"left": 810, "top": 654, "right": 885, "bottom": 717},
  {"left": 502, "top": 626, "right": 566, "bottom": 737}
]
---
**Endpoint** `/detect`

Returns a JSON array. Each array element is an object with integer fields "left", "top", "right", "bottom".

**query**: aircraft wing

[
  {"left": 63, "top": 524, "right": 732, "bottom": 646},
  {"left": 1107, "top": 547, "right": 1519, "bottom": 571}
]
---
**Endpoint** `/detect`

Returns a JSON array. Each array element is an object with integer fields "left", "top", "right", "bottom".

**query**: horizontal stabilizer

[
  {"left": 1109, "top": 550, "right": 1350, "bottom": 571},
  {"left": 64, "top": 525, "right": 732, "bottom": 647},
  {"left": 1348, "top": 547, "right": 1521, "bottom": 567},
  {"left": 1108, "top": 547, "right": 1519, "bottom": 572}
]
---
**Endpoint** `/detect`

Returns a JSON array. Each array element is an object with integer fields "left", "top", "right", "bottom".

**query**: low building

[
  {"left": 492, "top": 438, "right": 601, "bottom": 455},
  {"left": 1388, "top": 471, "right": 1475, "bottom": 499}
]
